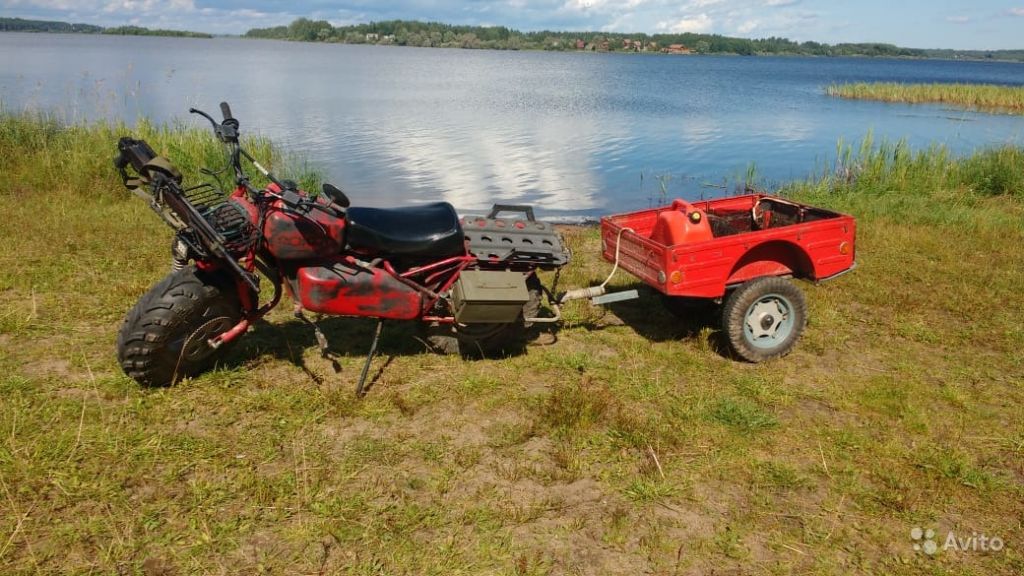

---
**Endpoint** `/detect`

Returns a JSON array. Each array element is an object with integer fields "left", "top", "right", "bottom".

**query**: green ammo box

[{"left": 451, "top": 270, "right": 529, "bottom": 324}]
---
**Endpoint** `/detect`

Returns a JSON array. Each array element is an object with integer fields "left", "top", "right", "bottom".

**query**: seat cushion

[{"left": 346, "top": 202, "right": 465, "bottom": 258}]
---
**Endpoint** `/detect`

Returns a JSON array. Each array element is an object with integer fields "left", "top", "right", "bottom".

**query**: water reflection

[{"left": 2, "top": 33, "right": 1024, "bottom": 218}]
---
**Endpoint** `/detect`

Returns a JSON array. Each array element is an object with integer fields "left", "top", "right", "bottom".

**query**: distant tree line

[
  {"left": 0, "top": 17, "right": 103, "bottom": 34},
  {"left": 3, "top": 16, "right": 1020, "bottom": 61},
  {"left": 0, "top": 17, "right": 211, "bottom": 38},
  {"left": 102, "top": 26, "right": 212, "bottom": 38},
  {"left": 244, "top": 18, "right": 1024, "bottom": 61}
]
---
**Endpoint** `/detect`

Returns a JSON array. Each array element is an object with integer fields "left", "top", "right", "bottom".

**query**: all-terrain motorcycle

[{"left": 114, "top": 103, "right": 569, "bottom": 393}]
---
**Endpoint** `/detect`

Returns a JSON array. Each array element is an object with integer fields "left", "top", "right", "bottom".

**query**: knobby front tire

[{"left": 116, "top": 266, "right": 243, "bottom": 387}]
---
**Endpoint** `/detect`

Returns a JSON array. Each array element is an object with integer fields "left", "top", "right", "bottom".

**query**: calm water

[{"left": 3, "top": 33, "right": 1024, "bottom": 218}]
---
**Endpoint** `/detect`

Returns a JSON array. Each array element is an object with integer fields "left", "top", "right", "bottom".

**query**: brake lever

[{"left": 188, "top": 107, "right": 219, "bottom": 130}]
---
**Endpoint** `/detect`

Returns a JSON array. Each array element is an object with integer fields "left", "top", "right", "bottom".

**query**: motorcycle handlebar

[
  {"left": 190, "top": 102, "right": 291, "bottom": 196},
  {"left": 219, "top": 102, "right": 239, "bottom": 131},
  {"left": 220, "top": 102, "right": 234, "bottom": 123},
  {"left": 188, "top": 107, "right": 219, "bottom": 130},
  {"left": 189, "top": 104, "right": 239, "bottom": 143}
]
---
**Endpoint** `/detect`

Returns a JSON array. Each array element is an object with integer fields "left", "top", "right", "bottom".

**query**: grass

[
  {"left": 826, "top": 82, "right": 1024, "bottom": 114},
  {"left": 1, "top": 113, "right": 1023, "bottom": 574}
]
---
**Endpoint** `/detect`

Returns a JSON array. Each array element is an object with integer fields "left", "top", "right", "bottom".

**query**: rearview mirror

[{"left": 322, "top": 183, "right": 350, "bottom": 208}]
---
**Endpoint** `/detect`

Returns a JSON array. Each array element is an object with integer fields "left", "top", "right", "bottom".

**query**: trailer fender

[{"left": 726, "top": 241, "right": 814, "bottom": 286}]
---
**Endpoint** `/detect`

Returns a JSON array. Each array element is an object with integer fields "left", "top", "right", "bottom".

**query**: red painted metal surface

[
  {"left": 650, "top": 199, "right": 714, "bottom": 246},
  {"left": 295, "top": 259, "right": 424, "bottom": 320},
  {"left": 261, "top": 187, "right": 346, "bottom": 260},
  {"left": 601, "top": 194, "right": 856, "bottom": 298}
]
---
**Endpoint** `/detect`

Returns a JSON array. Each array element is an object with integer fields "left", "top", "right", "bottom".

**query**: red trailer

[{"left": 599, "top": 194, "right": 856, "bottom": 361}]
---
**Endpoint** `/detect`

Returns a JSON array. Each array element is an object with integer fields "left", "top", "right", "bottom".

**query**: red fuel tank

[
  {"left": 650, "top": 199, "right": 713, "bottom": 246},
  {"left": 296, "top": 261, "right": 424, "bottom": 320},
  {"left": 263, "top": 193, "right": 346, "bottom": 260}
]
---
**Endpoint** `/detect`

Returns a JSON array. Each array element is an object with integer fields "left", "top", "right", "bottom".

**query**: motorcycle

[{"left": 114, "top": 102, "right": 569, "bottom": 394}]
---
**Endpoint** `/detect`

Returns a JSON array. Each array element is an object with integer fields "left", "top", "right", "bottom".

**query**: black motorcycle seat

[{"left": 346, "top": 202, "right": 465, "bottom": 257}]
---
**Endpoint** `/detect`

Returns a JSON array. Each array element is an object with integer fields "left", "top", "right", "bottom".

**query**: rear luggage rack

[{"left": 462, "top": 204, "right": 569, "bottom": 269}]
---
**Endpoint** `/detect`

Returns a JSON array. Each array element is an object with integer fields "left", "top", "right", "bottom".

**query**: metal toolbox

[{"left": 451, "top": 270, "right": 529, "bottom": 323}]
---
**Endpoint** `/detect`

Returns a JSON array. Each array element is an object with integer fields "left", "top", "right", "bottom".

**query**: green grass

[
  {"left": 2, "top": 114, "right": 1023, "bottom": 574},
  {"left": 826, "top": 82, "right": 1024, "bottom": 114}
]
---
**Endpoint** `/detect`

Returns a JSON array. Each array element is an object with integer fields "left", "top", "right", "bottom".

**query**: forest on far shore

[{"left": 245, "top": 18, "right": 1024, "bottom": 61}]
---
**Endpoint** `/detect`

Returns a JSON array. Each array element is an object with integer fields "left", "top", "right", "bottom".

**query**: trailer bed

[{"left": 600, "top": 194, "right": 856, "bottom": 298}]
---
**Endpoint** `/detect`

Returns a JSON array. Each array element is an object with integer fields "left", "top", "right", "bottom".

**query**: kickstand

[{"left": 355, "top": 320, "right": 384, "bottom": 397}]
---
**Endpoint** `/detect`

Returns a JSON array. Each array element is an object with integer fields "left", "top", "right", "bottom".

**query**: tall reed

[
  {"left": 0, "top": 111, "right": 320, "bottom": 199},
  {"left": 826, "top": 82, "right": 1024, "bottom": 114}
]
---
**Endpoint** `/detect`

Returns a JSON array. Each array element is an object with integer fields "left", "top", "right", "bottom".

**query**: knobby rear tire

[
  {"left": 423, "top": 276, "right": 542, "bottom": 357},
  {"left": 116, "top": 266, "right": 243, "bottom": 387}
]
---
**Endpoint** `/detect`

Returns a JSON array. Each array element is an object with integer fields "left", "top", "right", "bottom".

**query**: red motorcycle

[{"left": 114, "top": 103, "right": 568, "bottom": 393}]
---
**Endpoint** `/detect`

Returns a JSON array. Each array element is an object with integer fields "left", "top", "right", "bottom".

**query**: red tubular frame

[
  {"left": 206, "top": 190, "right": 282, "bottom": 348},
  {"left": 381, "top": 255, "right": 476, "bottom": 318}
]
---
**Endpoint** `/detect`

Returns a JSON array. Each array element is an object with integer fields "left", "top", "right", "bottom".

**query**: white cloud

[
  {"left": 764, "top": 0, "right": 800, "bottom": 7},
  {"left": 656, "top": 13, "right": 713, "bottom": 33},
  {"left": 102, "top": 0, "right": 195, "bottom": 14},
  {"left": 1008, "top": 8, "right": 1024, "bottom": 16},
  {"left": 2, "top": 0, "right": 100, "bottom": 9},
  {"left": 945, "top": 15, "right": 970, "bottom": 24},
  {"left": 685, "top": 0, "right": 723, "bottom": 7},
  {"left": 736, "top": 19, "right": 759, "bottom": 33}
]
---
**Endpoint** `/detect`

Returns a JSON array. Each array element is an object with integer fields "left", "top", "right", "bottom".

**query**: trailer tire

[
  {"left": 116, "top": 266, "right": 243, "bottom": 387},
  {"left": 721, "top": 276, "right": 806, "bottom": 362}
]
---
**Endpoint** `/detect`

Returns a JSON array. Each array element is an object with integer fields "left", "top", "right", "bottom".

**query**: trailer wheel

[{"left": 721, "top": 276, "right": 806, "bottom": 362}]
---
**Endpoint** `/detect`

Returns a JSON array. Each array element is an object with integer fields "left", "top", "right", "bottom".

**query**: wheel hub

[
  {"left": 181, "top": 316, "right": 233, "bottom": 362},
  {"left": 746, "top": 299, "right": 788, "bottom": 341}
]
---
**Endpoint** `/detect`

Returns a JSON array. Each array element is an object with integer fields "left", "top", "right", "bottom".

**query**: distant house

[
  {"left": 365, "top": 33, "right": 379, "bottom": 42},
  {"left": 663, "top": 44, "right": 692, "bottom": 54},
  {"left": 622, "top": 38, "right": 641, "bottom": 52},
  {"left": 575, "top": 39, "right": 585, "bottom": 50}
]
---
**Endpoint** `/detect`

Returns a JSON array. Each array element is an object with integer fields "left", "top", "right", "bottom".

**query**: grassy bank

[
  {"left": 827, "top": 82, "right": 1024, "bottom": 114},
  {"left": 1, "top": 114, "right": 1023, "bottom": 575}
]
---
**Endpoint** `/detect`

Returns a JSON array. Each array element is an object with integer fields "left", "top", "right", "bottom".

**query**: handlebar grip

[{"left": 220, "top": 102, "right": 234, "bottom": 122}]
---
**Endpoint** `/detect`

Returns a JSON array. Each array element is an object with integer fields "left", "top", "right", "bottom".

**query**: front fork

[{"left": 192, "top": 249, "right": 282, "bottom": 350}]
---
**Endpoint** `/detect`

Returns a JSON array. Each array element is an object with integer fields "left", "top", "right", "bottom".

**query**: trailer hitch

[{"left": 560, "top": 285, "right": 640, "bottom": 306}]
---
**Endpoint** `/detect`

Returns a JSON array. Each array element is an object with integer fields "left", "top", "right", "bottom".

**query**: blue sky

[{"left": 2, "top": 1, "right": 1023, "bottom": 49}]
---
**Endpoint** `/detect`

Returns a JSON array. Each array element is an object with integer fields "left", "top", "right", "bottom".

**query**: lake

[{"left": 3, "top": 32, "right": 1024, "bottom": 219}]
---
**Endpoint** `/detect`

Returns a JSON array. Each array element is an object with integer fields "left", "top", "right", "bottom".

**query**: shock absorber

[{"left": 171, "top": 237, "right": 189, "bottom": 272}]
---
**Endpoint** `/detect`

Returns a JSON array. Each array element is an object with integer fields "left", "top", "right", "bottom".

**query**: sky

[{"left": 2, "top": 1, "right": 1023, "bottom": 50}]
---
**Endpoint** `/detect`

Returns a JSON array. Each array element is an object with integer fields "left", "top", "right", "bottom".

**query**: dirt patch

[{"left": 21, "top": 357, "right": 85, "bottom": 381}]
